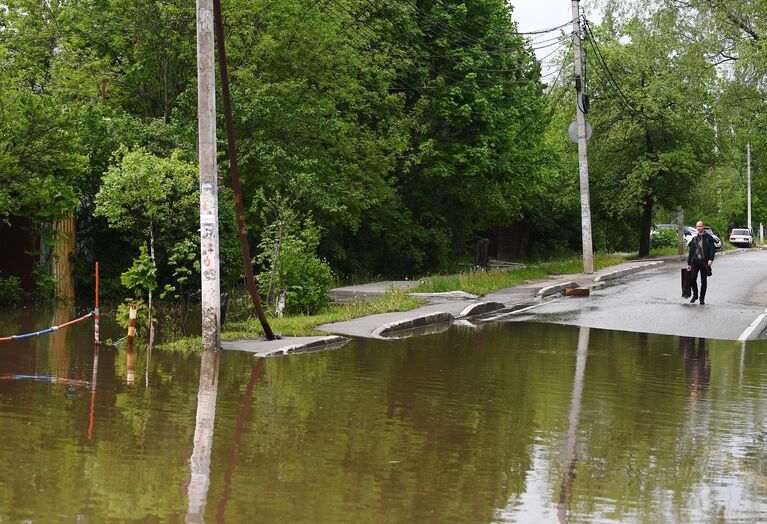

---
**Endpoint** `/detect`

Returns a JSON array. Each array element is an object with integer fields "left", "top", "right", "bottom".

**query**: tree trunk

[
  {"left": 148, "top": 223, "right": 155, "bottom": 349},
  {"left": 638, "top": 196, "right": 653, "bottom": 257}
]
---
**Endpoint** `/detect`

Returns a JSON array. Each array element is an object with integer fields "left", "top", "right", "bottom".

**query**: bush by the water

[
  {"left": 650, "top": 229, "right": 679, "bottom": 250},
  {"left": 0, "top": 275, "right": 22, "bottom": 305}
]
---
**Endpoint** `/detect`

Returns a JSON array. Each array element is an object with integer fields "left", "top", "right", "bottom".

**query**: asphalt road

[{"left": 503, "top": 249, "right": 767, "bottom": 341}]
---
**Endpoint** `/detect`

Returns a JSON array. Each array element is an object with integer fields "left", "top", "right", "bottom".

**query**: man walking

[{"left": 687, "top": 220, "right": 715, "bottom": 305}]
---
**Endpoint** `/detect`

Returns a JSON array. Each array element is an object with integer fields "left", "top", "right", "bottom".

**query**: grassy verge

[
  {"left": 411, "top": 253, "right": 628, "bottom": 296},
  {"left": 159, "top": 253, "right": 629, "bottom": 350},
  {"left": 158, "top": 288, "right": 426, "bottom": 351}
]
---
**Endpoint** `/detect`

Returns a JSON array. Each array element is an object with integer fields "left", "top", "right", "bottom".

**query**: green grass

[
  {"left": 411, "top": 253, "right": 628, "bottom": 296},
  {"left": 157, "top": 288, "right": 426, "bottom": 351},
  {"left": 637, "top": 247, "right": 683, "bottom": 258}
]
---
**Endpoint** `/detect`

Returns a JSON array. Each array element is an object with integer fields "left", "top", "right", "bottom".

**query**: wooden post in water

[
  {"left": 126, "top": 302, "right": 137, "bottom": 387},
  {"left": 126, "top": 304, "right": 138, "bottom": 348}
]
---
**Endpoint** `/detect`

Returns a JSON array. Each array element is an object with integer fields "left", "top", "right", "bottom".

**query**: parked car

[
  {"left": 729, "top": 228, "right": 755, "bottom": 248},
  {"left": 703, "top": 226, "right": 722, "bottom": 250}
]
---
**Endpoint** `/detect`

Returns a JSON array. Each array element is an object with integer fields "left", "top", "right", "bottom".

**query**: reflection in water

[
  {"left": 4, "top": 318, "right": 767, "bottom": 522},
  {"left": 186, "top": 349, "right": 222, "bottom": 523},
  {"left": 558, "top": 326, "right": 590, "bottom": 524},
  {"left": 740, "top": 339, "right": 746, "bottom": 387},
  {"left": 145, "top": 344, "right": 152, "bottom": 388},
  {"left": 88, "top": 344, "right": 99, "bottom": 440},
  {"left": 217, "top": 358, "right": 266, "bottom": 522},
  {"left": 680, "top": 337, "right": 710, "bottom": 399},
  {"left": 126, "top": 342, "right": 136, "bottom": 386},
  {"left": 45, "top": 306, "right": 73, "bottom": 383}
]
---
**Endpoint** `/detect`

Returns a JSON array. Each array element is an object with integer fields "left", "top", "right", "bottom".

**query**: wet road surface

[{"left": 502, "top": 249, "right": 767, "bottom": 340}]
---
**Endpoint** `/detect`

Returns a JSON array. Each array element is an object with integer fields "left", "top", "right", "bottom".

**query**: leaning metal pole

[
  {"left": 212, "top": 0, "right": 275, "bottom": 340},
  {"left": 197, "top": 0, "right": 221, "bottom": 350}
]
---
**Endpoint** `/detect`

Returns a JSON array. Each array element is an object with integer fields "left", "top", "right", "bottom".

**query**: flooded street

[{"left": 2, "top": 308, "right": 767, "bottom": 522}]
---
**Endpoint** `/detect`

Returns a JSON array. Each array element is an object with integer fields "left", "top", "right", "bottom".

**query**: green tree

[
  {"left": 95, "top": 147, "right": 197, "bottom": 338},
  {"left": 604, "top": 0, "right": 767, "bottom": 240},
  {"left": 582, "top": 12, "right": 716, "bottom": 256},
  {"left": 388, "top": 0, "right": 548, "bottom": 266},
  {"left": 0, "top": 52, "right": 85, "bottom": 227}
]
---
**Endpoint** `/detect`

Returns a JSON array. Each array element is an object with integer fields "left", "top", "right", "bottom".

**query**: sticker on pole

[{"left": 568, "top": 121, "right": 592, "bottom": 142}]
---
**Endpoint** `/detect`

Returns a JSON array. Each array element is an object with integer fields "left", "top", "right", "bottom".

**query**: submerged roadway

[{"left": 503, "top": 249, "right": 767, "bottom": 341}]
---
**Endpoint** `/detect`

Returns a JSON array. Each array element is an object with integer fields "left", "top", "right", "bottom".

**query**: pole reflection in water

[
  {"left": 217, "top": 358, "right": 266, "bottom": 522},
  {"left": 88, "top": 344, "right": 99, "bottom": 440},
  {"left": 145, "top": 344, "right": 152, "bottom": 388},
  {"left": 740, "top": 339, "right": 746, "bottom": 387},
  {"left": 186, "top": 349, "right": 222, "bottom": 523},
  {"left": 558, "top": 326, "right": 590, "bottom": 524},
  {"left": 126, "top": 343, "right": 135, "bottom": 386}
]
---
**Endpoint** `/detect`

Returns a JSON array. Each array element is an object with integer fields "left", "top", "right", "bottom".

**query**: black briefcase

[{"left": 681, "top": 268, "right": 691, "bottom": 298}]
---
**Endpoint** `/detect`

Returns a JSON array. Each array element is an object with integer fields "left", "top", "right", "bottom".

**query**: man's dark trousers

[{"left": 690, "top": 259, "right": 708, "bottom": 300}]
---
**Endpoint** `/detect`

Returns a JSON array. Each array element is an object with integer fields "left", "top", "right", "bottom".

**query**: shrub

[
  {"left": 0, "top": 275, "right": 23, "bottom": 306},
  {"left": 256, "top": 212, "right": 334, "bottom": 316},
  {"left": 650, "top": 228, "right": 678, "bottom": 250}
]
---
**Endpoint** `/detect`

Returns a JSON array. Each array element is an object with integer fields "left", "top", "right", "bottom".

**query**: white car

[{"left": 729, "top": 228, "right": 755, "bottom": 248}]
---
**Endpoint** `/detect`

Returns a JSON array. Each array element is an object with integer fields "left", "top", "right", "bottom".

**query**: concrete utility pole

[
  {"left": 747, "top": 142, "right": 752, "bottom": 231},
  {"left": 571, "top": 0, "right": 594, "bottom": 273},
  {"left": 197, "top": 0, "right": 221, "bottom": 351}
]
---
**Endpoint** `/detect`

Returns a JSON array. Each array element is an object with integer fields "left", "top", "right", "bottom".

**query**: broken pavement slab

[
  {"left": 535, "top": 281, "right": 579, "bottom": 298},
  {"left": 317, "top": 299, "right": 506, "bottom": 339},
  {"left": 372, "top": 312, "right": 453, "bottom": 338},
  {"left": 221, "top": 335, "right": 349, "bottom": 357}
]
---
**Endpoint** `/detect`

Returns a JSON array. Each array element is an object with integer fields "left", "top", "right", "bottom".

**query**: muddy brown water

[{"left": 1, "top": 307, "right": 767, "bottom": 522}]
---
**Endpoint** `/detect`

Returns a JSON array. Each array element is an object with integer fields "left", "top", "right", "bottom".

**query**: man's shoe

[
  {"left": 700, "top": 299, "right": 705, "bottom": 305},
  {"left": 690, "top": 296, "right": 698, "bottom": 303}
]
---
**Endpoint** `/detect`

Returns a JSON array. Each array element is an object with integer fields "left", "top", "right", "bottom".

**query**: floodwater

[{"left": 1, "top": 307, "right": 767, "bottom": 523}]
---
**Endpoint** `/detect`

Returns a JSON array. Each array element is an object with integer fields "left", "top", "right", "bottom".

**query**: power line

[
  {"left": 321, "top": 0, "right": 545, "bottom": 76},
  {"left": 316, "top": 13, "right": 546, "bottom": 88},
  {"left": 582, "top": 18, "right": 660, "bottom": 121}
]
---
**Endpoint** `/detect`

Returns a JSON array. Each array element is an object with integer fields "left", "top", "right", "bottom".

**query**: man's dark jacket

[{"left": 687, "top": 233, "right": 716, "bottom": 265}]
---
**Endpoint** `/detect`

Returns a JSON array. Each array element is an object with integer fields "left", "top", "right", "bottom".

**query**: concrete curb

[
  {"left": 222, "top": 335, "right": 350, "bottom": 357},
  {"left": 593, "top": 261, "right": 663, "bottom": 282},
  {"left": 738, "top": 308, "right": 767, "bottom": 341},
  {"left": 458, "top": 301, "right": 505, "bottom": 318},
  {"left": 371, "top": 312, "right": 453, "bottom": 338},
  {"left": 536, "top": 281, "right": 578, "bottom": 298},
  {"left": 279, "top": 336, "right": 350, "bottom": 355},
  {"left": 409, "top": 291, "right": 479, "bottom": 300}
]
